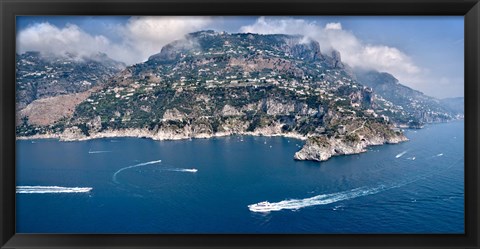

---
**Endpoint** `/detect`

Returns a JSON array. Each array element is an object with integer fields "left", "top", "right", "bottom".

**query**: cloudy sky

[{"left": 16, "top": 16, "right": 464, "bottom": 99}]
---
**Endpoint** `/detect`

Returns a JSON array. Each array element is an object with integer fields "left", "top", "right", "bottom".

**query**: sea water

[{"left": 16, "top": 120, "right": 464, "bottom": 233}]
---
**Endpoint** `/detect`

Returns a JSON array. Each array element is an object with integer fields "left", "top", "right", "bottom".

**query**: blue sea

[{"left": 16, "top": 120, "right": 464, "bottom": 234}]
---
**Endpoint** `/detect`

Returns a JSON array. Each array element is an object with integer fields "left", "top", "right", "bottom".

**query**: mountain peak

[
  {"left": 148, "top": 31, "right": 323, "bottom": 63},
  {"left": 187, "top": 30, "right": 221, "bottom": 37},
  {"left": 356, "top": 70, "right": 399, "bottom": 85}
]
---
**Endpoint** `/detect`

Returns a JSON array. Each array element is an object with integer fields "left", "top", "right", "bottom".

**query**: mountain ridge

[
  {"left": 16, "top": 31, "right": 461, "bottom": 162},
  {"left": 354, "top": 69, "right": 462, "bottom": 125}
]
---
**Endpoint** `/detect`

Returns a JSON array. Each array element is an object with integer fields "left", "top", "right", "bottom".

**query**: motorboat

[
  {"left": 183, "top": 168, "right": 198, "bottom": 173},
  {"left": 248, "top": 201, "right": 274, "bottom": 212}
]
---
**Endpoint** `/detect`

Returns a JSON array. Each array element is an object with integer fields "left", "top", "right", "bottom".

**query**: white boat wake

[
  {"left": 88, "top": 150, "right": 112, "bottom": 154},
  {"left": 248, "top": 185, "right": 393, "bottom": 213},
  {"left": 395, "top": 150, "right": 408, "bottom": 158},
  {"left": 16, "top": 186, "right": 92, "bottom": 194},
  {"left": 248, "top": 156, "right": 464, "bottom": 213},
  {"left": 168, "top": 168, "right": 198, "bottom": 173},
  {"left": 112, "top": 160, "right": 198, "bottom": 184},
  {"left": 113, "top": 160, "right": 162, "bottom": 184}
]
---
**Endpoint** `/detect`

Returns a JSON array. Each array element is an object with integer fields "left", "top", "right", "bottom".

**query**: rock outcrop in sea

[{"left": 294, "top": 132, "right": 407, "bottom": 162}]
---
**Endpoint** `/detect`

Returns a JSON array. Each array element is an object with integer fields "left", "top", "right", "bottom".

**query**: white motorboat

[
  {"left": 248, "top": 201, "right": 275, "bottom": 212},
  {"left": 183, "top": 168, "right": 198, "bottom": 173}
]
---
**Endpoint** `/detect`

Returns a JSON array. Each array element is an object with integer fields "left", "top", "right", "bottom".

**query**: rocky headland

[{"left": 16, "top": 31, "right": 455, "bottom": 162}]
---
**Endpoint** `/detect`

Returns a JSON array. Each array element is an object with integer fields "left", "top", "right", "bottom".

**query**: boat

[
  {"left": 248, "top": 201, "right": 275, "bottom": 212},
  {"left": 183, "top": 168, "right": 198, "bottom": 173}
]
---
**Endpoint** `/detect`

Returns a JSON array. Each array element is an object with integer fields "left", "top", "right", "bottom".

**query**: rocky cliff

[
  {"left": 294, "top": 121, "right": 408, "bottom": 162},
  {"left": 17, "top": 31, "right": 409, "bottom": 162}
]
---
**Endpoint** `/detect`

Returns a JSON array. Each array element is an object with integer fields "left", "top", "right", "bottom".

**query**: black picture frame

[{"left": 1, "top": 0, "right": 479, "bottom": 248}]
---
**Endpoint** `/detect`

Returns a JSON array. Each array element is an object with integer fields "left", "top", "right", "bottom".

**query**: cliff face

[
  {"left": 17, "top": 31, "right": 409, "bottom": 162},
  {"left": 294, "top": 129, "right": 407, "bottom": 162}
]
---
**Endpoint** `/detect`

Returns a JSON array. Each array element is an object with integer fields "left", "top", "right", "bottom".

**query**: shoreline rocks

[
  {"left": 16, "top": 127, "right": 308, "bottom": 142},
  {"left": 294, "top": 133, "right": 408, "bottom": 162},
  {"left": 17, "top": 125, "right": 408, "bottom": 163}
]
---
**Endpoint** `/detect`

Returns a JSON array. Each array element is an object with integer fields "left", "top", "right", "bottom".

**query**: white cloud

[
  {"left": 17, "top": 23, "right": 112, "bottom": 59},
  {"left": 240, "top": 17, "right": 423, "bottom": 91},
  {"left": 16, "top": 17, "right": 462, "bottom": 98},
  {"left": 17, "top": 17, "right": 212, "bottom": 65},
  {"left": 18, "top": 17, "right": 419, "bottom": 77},
  {"left": 240, "top": 17, "right": 319, "bottom": 36},
  {"left": 325, "top": 22, "right": 342, "bottom": 30},
  {"left": 117, "top": 16, "right": 212, "bottom": 64}
]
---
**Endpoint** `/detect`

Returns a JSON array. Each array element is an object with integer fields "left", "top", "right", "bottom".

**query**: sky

[{"left": 16, "top": 16, "right": 464, "bottom": 99}]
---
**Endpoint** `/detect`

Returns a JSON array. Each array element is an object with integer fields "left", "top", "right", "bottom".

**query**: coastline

[
  {"left": 16, "top": 128, "right": 309, "bottom": 142},
  {"left": 293, "top": 132, "right": 408, "bottom": 162},
  {"left": 16, "top": 126, "right": 408, "bottom": 162}
]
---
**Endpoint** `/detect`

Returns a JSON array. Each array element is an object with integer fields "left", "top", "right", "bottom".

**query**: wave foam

[{"left": 16, "top": 186, "right": 92, "bottom": 194}]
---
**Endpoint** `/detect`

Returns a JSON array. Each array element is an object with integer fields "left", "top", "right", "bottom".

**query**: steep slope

[
  {"left": 16, "top": 51, "right": 125, "bottom": 111},
  {"left": 17, "top": 88, "right": 98, "bottom": 128},
  {"left": 17, "top": 31, "right": 407, "bottom": 162},
  {"left": 440, "top": 97, "right": 464, "bottom": 115},
  {"left": 355, "top": 70, "right": 459, "bottom": 125}
]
